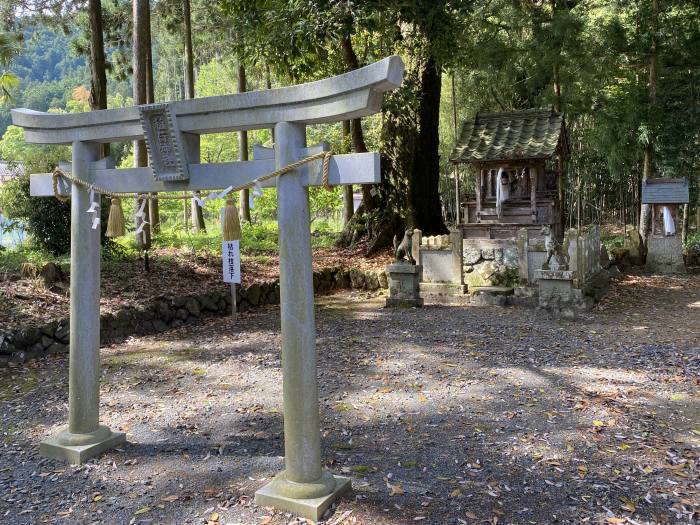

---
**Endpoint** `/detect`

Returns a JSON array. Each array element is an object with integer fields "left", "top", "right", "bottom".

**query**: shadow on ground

[{"left": 0, "top": 275, "right": 698, "bottom": 524}]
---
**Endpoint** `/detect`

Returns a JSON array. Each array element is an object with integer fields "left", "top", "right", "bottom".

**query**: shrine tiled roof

[
  {"left": 450, "top": 108, "right": 567, "bottom": 164},
  {"left": 641, "top": 179, "right": 689, "bottom": 204}
]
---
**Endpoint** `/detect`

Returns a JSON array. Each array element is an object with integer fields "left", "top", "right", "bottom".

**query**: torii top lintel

[{"left": 11, "top": 56, "right": 405, "bottom": 145}]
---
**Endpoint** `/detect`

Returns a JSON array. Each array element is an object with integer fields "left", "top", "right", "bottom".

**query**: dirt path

[{"left": 1, "top": 274, "right": 698, "bottom": 525}]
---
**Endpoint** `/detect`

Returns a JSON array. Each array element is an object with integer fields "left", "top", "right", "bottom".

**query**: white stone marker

[{"left": 13, "top": 55, "right": 404, "bottom": 520}]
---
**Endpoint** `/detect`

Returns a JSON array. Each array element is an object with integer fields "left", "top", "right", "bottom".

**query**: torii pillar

[
  {"left": 39, "top": 142, "right": 126, "bottom": 464},
  {"left": 12, "top": 55, "right": 404, "bottom": 521},
  {"left": 252, "top": 121, "right": 346, "bottom": 518}
]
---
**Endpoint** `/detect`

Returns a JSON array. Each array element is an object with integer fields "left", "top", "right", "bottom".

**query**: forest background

[{"left": 0, "top": 0, "right": 698, "bottom": 261}]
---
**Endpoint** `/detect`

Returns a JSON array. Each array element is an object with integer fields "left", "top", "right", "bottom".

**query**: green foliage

[
  {"left": 0, "top": 31, "right": 20, "bottom": 104},
  {"left": 0, "top": 124, "right": 69, "bottom": 170},
  {"left": 0, "top": 124, "right": 71, "bottom": 255},
  {"left": 0, "top": 243, "right": 69, "bottom": 272},
  {"left": 0, "top": 171, "right": 71, "bottom": 255},
  {"left": 2, "top": 0, "right": 698, "bottom": 250},
  {"left": 0, "top": 25, "right": 91, "bottom": 135},
  {"left": 684, "top": 232, "right": 700, "bottom": 251}
]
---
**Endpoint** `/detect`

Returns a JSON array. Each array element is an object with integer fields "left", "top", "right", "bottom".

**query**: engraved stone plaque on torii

[{"left": 12, "top": 55, "right": 404, "bottom": 520}]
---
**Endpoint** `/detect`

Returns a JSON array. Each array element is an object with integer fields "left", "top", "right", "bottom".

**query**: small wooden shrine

[
  {"left": 641, "top": 178, "right": 689, "bottom": 238},
  {"left": 450, "top": 108, "right": 569, "bottom": 239},
  {"left": 641, "top": 178, "right": 689, "bottom": 274}
]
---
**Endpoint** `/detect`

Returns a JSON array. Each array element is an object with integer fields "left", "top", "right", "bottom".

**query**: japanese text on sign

[{"left": 222, "top": 240, "right": 241, "bottom": 283}]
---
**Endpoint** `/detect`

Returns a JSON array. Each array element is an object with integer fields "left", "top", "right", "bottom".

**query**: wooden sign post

[{"left": 222, "top": 239, "right": 241, "bottom": 316}]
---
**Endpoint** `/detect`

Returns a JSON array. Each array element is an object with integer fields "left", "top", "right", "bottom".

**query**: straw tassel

[
  {"left": 222, "top": 198, "right": 241, "bottom": 241},
  {"left": 105, "top": 197, "right": 126, "bottom": 237}
]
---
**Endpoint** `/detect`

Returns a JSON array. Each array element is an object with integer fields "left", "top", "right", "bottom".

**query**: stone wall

[
  {"left": 565, "top": 225, "right": 602, "bottom": 283},
  {"left": 518, "top": 226, "right": 606, "bottom": 287},
  {"left": 0, "top": 266, "right": 388, "bottom": 367},
  {"left": 463, "top": 238, "right": 520, "bottom": 288}
]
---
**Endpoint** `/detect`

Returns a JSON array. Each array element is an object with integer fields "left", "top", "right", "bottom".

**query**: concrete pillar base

[
  {"left": 255, "top": 472, "right": 351, "bottom": 521},
  {"left": 40, "top": 425, "right": 125, "bottom": 464}
]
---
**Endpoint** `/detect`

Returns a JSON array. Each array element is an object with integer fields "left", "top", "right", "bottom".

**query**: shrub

[
  {"left": 0, "top": 125, "right": 71, "bottom": 255},
  {"left": 684, "top": 231, "right": 700, "bottom": 251},
  {"left": 0, "top": 172, "right": 71, "bottom": 255}
]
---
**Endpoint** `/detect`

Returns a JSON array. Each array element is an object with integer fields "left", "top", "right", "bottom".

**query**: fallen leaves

[
  {"left": 3, "top": 273, "right": 698, "bottom": 525},
  {"left": 619, "top": 495, "right": 637, "bottom": 513},
  {"left": 387, "top": 482, "right": 405, "bottom": 496}
]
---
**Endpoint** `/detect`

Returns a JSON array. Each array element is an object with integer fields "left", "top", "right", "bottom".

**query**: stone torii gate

[{"left": 12, "top": 56, "right": 404, "bottom": 520}]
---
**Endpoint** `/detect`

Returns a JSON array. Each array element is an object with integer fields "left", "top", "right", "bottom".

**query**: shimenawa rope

[{"left": 51, "top": 150, "right": 334, "bottom": 201}]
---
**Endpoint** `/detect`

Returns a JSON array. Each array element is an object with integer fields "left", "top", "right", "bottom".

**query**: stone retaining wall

[{"left": 0, "top": 266, "right": 388, "bottom": 367}]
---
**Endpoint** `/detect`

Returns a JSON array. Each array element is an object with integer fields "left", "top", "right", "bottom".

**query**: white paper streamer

[
  {"left": 205, "top": 191, "right": 219, "bottom": 202},
  {"left": 253, "top": 181, "right": 263, "bottom": 198},
  {"left": 86, "top": 187, "right": 99, "bottom": 213},
  {"left": 191, "top": 191, "right": 205, "bottom": 208},
  {"left": 135, "top": 199, "right": 147, "bottom": 218},
  {"left": 249, "top": 193, "right": 255, "bottom": 209},
  {"left": 91, "top": 217, "right": 100, "bottom": 230},
  {"left": 217, "top": 186, "right": 233, "bottom": 199},
  {"left": 134, "top": 219, "right": 149, "bottom": 235}
]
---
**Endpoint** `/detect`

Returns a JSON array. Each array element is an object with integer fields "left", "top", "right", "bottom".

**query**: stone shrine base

[
  {"left": 255, "top": 474, "right": 351, "bottom": 521},
  {"left": 534, "top": 269, "right": 593, "bottom": 319},
  {"left": 40, "top": 425, "right": 126, "bottom": 464},
  {"left": 419, "top": 282, "right": 469, "bottom": 305},
  {"left": 385, "top": 263, "right": 423, "bottom": 308},
  {"left": 646, "top": 235, "right": 686, "bottom": 274}
]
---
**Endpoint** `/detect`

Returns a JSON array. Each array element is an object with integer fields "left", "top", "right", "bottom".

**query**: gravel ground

[{"left": 0, "top": 273, "right": 698, "bottom": 525}]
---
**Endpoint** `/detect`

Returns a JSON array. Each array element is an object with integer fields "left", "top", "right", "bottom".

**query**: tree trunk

[
  {"left": 88, "top": 0, "right": 107, "bottom": 113},
  {"left": 183, "top": 0, "right": 195, "bottom": 100},
  {"left": 183, "top": 0, "right": 205, "bottom": 233},
  {"left": 639, "top": 0, "right": 658, "bottom": 242},
  {"left": 87, "top": 0, "right": 108, "bottom": 160},
  {"left": 238, "top": 63, "right": 251, "bottom": 223},
  {"left": 342, "top": 120, "right": 354, "bottom": 226},
  {"left": 411, "top": 55, "right": 446, "bottom": 234},
  {"left": 142, "top": 0, "right": 159, "bottom": 233},
  {"left": 133, "top": 0, "right": 151, "bottom": 250},
  {"left": 550, "top": 0, "right": 562, "bottom": 113},
  {"left": 340, "top": 34, "right": 376, "bottom": 211},
  {"left": 266, "top": 64, "right": 275, "bottom": 143}
]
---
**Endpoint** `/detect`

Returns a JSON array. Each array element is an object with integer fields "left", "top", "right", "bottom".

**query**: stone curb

[{"left": 0, "top": 266, "right": 389, "bottom": 367}]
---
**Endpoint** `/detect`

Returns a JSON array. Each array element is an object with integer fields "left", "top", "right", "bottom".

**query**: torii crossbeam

[{"left": 12, "top": 55, "right": 404, "bottom": 521}]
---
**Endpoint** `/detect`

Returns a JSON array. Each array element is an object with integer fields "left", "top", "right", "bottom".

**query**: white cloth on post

[
  {"left": 661, "top": 206, "right": 675, "bottom": 236},
  {"left": 496, "top": 168, "right": 507, "bottom": 219}
]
